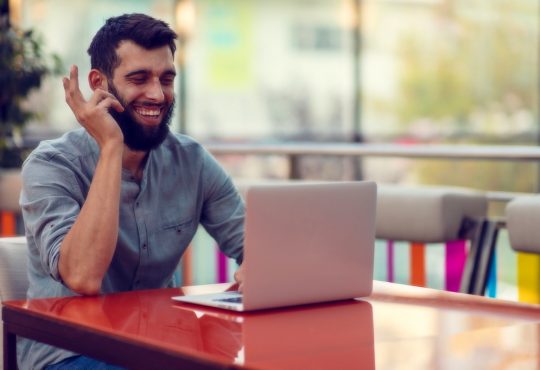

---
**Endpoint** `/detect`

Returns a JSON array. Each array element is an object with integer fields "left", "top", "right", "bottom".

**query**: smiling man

[{"left": 19, "top": 14, "right": 244, "bottom": 369}]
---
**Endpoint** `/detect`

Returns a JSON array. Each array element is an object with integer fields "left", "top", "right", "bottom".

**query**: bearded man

[{"left": 19, "top": 13, "right": 244, "bottom": 369}]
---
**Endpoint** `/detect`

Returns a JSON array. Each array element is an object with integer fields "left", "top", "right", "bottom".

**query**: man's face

[{"left": 106, "top": 41, "right": 176, "bottom": 151}]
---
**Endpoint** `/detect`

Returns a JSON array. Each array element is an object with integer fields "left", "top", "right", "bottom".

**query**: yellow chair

[{"left": 506, "top": 197, "right": 540, "bottom": 304}]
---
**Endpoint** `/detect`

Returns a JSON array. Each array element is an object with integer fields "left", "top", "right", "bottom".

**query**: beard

[{"left": 107, "top": 83, "right": 174, "bottom": 152}]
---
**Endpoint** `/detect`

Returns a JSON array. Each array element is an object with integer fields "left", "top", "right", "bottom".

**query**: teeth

[{"left": 136, "top": 107, "right": 160, "bottom": 117}]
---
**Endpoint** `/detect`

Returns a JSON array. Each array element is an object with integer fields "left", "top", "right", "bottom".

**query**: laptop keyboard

[{"left": 214, "top": 296, "right": 243, "bottom": 304}]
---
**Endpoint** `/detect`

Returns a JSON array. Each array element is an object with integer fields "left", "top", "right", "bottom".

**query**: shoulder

[
  {"left": 25, "top": 128, "right": 97, "bottom": 164},
  {"left": 22, "top": 129, "right": 98, "bottom": 179}
]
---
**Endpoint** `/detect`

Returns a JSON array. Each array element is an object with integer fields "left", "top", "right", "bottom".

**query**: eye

[
  {"left": 130, "top": 77, "right": 146, "bottom": 85},
  {"left": 161, "top": 77, "right": 175, "bottom": 86},
  {"left": 126, "top": 73, "right": 148, "bottom": 84}
]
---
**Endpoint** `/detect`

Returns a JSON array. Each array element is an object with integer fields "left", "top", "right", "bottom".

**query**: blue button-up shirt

[{"left": 18, "top": 128, "right": 244, "bottom": 369}]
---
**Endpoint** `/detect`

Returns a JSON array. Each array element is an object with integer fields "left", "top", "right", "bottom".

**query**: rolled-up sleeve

[
  {"left": 199, "top": 148, "right": 245, "bottom": 265},
  {"left": 20, "top": 152, "right": 83, "bottom": 282}
]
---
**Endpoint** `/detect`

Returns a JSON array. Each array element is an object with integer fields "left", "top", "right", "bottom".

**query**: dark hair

[{"left": 87, "top": 13, "right": 177, "bottom": 78}]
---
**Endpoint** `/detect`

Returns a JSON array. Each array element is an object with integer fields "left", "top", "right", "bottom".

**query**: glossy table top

[{"left": 4, "top": 281, "right": 540, "bottom": 370}]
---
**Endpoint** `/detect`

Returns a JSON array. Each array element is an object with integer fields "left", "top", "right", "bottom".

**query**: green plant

[{"left": 0, "top": 15, "right": 61, "bottom": 168}]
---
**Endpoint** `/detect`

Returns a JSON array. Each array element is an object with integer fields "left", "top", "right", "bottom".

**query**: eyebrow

[
  {"left": 124, "top": 69, "right": 177, "bottom": 78},
  {"left": 124, "top": 69, "right": 148, "bottom": 78}
]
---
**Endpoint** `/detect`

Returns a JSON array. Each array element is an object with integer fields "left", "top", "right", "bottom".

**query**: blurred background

[
  {"left": 2, "top": 0, "right": 540, "bottom": 299},
  {"left": 5, "top": 0, "right": 538, "bottom": 189}
]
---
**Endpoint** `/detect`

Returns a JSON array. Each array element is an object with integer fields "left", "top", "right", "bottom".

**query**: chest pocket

[
  {"left": 163, "top": 218, "right": 193, "bottom": 233},
  {"left": 152, "top": 217, "right": 196, "bottom": 251}
]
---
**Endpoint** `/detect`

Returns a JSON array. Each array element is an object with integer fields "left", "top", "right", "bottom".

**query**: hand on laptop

[{"left": 233, "top": 264, "right": 244, "bottom": 293}]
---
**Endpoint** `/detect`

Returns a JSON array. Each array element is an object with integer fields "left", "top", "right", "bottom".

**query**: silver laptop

[{"left": 172, "top": 181, "right": 377, "bottom": 311}]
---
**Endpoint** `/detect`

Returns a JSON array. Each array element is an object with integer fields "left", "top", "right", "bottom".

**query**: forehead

[{"left": 114, "top": 40, "right": 175, "bottom": 76}]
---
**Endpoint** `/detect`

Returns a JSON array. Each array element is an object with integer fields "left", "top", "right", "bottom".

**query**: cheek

[
  {"left": 164, "top": 89, "right": 175, "bottom": 103},
  {"left": 121, "top": 91, "right": 140, "bottom": 106},
  {"left": 113, "top": 84, "right": 140, "bottom": 105}
]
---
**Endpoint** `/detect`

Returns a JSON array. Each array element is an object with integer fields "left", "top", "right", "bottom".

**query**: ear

[{"left": 88, "top": 69, "right": 109, "bottom": 91}]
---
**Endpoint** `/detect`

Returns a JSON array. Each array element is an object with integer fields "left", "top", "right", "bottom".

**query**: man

[{"left": 19, "top": 13, "right": 244, "bottom": 369}]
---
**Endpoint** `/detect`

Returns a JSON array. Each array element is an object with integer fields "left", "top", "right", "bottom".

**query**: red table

[{"left": 3, "top": 281, "right": 540, "bottom": 369}]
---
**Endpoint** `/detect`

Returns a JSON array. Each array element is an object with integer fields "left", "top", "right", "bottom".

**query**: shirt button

[{"left": 142, "top": 244, "right": 147, "bottom": 249}]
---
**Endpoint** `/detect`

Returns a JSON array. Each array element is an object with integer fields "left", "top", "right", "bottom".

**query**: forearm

[
  {"left": 59, "top": 143, "right": 123, "bottom": 295},
  {"left": 200, "top": 149, "right": 245, "bottom": 264},
  {"left": 203, "top": 184, "right": 245, "bottom": 264}
]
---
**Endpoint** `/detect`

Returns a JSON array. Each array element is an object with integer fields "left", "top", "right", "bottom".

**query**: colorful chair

[
  {"left": 376, "top": 185, "right": 490, "bottom": 294},
  {"left": 506, "top": 196, "right": 540, "bottom": 304}
]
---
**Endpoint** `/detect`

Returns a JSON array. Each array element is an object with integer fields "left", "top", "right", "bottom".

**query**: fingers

[
  {"left": 97, "top": 96, "right": 125, "bottom": 113},
  {"left": 69, "top": 65, "right": 80, "bottom": 93},
  {"left": 63, "top": 66, "right": 124, "bottom": 113},
  {"left": 234, "top": 265, "right": 244, "bottom": 293},
  {"left": 63, "top": 65, "right": 85, "bottom": 109},
  {"left": 109, "top": 98, "right": 125, "bottom": 113},
  {"left": 92, "top": 89, "right": 125, "bottom": 112}
]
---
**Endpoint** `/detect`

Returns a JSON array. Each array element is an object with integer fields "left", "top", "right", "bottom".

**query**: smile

[{"left": 134, "top": 106, "right": 162, "bottom": 117}]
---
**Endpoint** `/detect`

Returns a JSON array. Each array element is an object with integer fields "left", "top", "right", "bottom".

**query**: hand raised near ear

[{"left": 63, "top": 65, "right": 125, "bottom": 149}]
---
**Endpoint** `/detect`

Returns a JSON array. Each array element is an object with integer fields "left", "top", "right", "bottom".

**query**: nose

[{"left": 145, "top": 78, "right": 165, "bottom": 102}]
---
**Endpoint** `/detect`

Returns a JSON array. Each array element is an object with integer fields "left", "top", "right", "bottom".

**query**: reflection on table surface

[{"left": 11, "top": 281, "right": 540, "bottom": 370}]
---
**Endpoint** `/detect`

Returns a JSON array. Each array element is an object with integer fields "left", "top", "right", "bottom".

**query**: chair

[
  {"left": 506, "top": 196, "right": 540, "bottom": 303},
  {"left": 0, "top": 171, "right": 22, "bottom": 214},
  {"left": 0, "top": 170, "right": 23, "bottom": 236},
  {"left": 376, "top": 185, "right": 490, "bottom": 294},
  {"left": 0, "top": 236, "right": 28, "bottom": 370}
]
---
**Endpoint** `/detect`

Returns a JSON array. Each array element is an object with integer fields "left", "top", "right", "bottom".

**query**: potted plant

[{"left": 0, "top": 14, "right": 61, "bottom": 215}]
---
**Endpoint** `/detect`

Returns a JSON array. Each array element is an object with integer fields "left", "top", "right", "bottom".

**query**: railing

[
  {"left": 206, "top": 142, "right": 540, "bottom": 201},
  {"left": 206, "top": 142, "right": 540, "bottom": 160}
]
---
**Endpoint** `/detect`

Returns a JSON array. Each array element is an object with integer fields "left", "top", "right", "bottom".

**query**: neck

[{"left": 122, "top": 146, "right": 148, "bottom": 182}]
